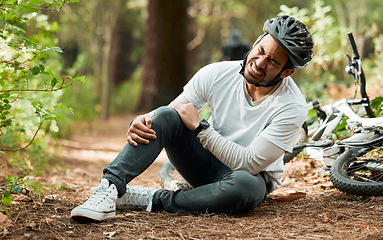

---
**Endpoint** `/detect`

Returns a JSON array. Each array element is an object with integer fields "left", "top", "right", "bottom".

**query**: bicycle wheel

[
  {"left": 330, "top": 147, "right": 383, "bottom": 196},
  {"left": 283, "top": 122, "right": 308, "bottom": 164}
]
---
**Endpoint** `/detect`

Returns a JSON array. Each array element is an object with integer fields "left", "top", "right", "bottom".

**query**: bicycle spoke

[{"left": 345, "top": 156, "right": 383, "bottom": 183}]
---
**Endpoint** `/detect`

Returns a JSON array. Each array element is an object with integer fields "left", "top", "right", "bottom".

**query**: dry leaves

[
  {"left": 269, "top": 191, "right": 307, "bottom": 202},
  {"left": 0, "top": 212, "right": 12, "bottom": 229}
]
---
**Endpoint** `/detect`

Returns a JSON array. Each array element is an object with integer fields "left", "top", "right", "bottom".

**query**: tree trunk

[
  {"left": 139, "top": 0, "right": 189, "bottom": 112},
  {"left": 109, "top": 22, "right": 134, "bottom": 87},
  {"left": 100, "top": 0, "right": 124, "bottom": 120}
]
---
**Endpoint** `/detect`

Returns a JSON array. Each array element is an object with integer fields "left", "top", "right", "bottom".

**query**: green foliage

[
  {"left": 56, "top": 1, "right": 145, "bottom": 120},
  {"left": 0, "top": 0, "right": 82, "bottom": 151},
  {"left": 298, "top": 82, "right": 325, "bottom": 102},
  {"left": 370, "top": 96, "right": 383, "bottom": 116},
  {"left": 280, "top": 0, "right": 348, "bottom": 85},
  {"left": 363, "top": 34, "right": 383, "bottom": 98},
  {"left": 198, "top": 104, "right": 212, "bottom": 121},
  {"left": 1, "top": 160, "right": 46, "bottom": 207},
  {"left": 333, "top": 117, "right": 350, "bottom": 140},
  {"left": 0, "top": 190, "right": 13, "bottom": 207},
  {"left": 0, "top": 0, "right": 82, "bottom": 206},
  {"left": 110, "top": 68, "right": 142, "bottom": 115},
  {"left": 280, "top": 0, "right": 383, "bottom": 103}
]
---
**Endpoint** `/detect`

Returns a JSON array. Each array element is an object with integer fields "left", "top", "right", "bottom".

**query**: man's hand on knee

[
  {"left": 126, "top": 115, "right": 156, "bottom": 146},
  {"left": 171, "top": 103, "right": 200, "bottom": 131}
]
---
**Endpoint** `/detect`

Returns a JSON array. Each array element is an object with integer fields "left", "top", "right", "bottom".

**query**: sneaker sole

[
  {"left": 116, "top": 197, "right": 148, "bottom": 210},
  {"left": 71, "top": 208, "right": 115, "bottom": 222},
  {"left": 116, "top": 203, "right": 146, "bottom": 210}
]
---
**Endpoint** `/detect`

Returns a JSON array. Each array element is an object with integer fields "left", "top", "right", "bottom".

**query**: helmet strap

[{"left": 239, "top": 33, "right": 267, "bottom": 77}]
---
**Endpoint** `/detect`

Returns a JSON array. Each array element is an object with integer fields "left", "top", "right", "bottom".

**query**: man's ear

[{"left": 281, "top": 68, "right": 295, "bottom": 78}]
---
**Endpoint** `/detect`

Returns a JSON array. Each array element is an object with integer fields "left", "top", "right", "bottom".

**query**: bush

[{"left": 0, "top": 0, "right": 82, "bottom": 206}]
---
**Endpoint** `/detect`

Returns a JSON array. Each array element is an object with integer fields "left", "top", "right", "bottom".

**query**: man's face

[{"left": 243, "top": 34, "right": 291, "bottom": 85}]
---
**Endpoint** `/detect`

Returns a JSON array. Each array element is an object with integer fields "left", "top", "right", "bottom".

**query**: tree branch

[
  {"left": 0, "top": 83, "right": 72, "bottom": 93},
  {"left": 0, "top": 120, "right": 42, "bottom": 152},
  {"left": 0, "top": 117, "right": 14, "bottom": 125},
  {"left": 36, "top": 0, "right": 68, "bottom": 11}
]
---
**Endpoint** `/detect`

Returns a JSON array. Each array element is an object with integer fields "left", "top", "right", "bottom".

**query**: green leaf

[
  {"left": 74, "top": 75, "right": 86, "bottom": 83},
  {"left": 50, "top": 77, "right": 58, "bottom": 89},
  {"left": 58, "top": 185, "right": 71, "bottom": 191},
  {"left": 31, "top": 66, "right": 40, "bottom": 75},
  {"left": 10, "top": 73, "right": 18, "bottom": 80},
  {"left": 1, "top": 191, "right": 13, "bottom": 207},
  {"left": 50, "top": 47, "right": 63, "bottom": 53}
]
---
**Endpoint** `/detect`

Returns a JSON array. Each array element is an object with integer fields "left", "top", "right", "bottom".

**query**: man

[{"left": 71, "top": 15, "right": 314, "bottom": 222}]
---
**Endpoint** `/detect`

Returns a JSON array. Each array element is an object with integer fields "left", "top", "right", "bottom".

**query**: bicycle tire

[
  {"left": 159, "top": 161, "right": 192, "bottom": 190},
  {"left": 330, "top": 147, "right": 383, "bottom": 196},
  {"left": 283, "top": 122, "right": 308, "bottom": 164}
]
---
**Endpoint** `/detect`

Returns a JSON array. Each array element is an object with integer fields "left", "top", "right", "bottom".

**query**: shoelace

[
  {"left": 126, "top": 188, "right": 151, "bottom": 205},
  {"left": 125, "top": 188, "right": 155, "bottom": 211},
  {"left": 87, "top": 182, "right": 110, "bottom": 205}
]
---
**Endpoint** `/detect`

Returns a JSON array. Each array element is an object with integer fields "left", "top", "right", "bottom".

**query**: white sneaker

[
  {"left": 116, "top": 186, "right": 158, "bottom": 212},
  {"left": 71, "top": 179, "right": 118, "bottom": 221}
]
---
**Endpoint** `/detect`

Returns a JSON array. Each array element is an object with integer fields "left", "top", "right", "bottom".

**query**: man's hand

[
  {"left": 126, "top": 115, "right": 156, "bottom": 146},
  {"left": 171, "top": 103, "right": 200, "bottom": 131}
]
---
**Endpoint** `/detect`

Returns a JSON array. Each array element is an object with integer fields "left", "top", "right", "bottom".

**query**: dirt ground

[{"left": 1, "top": 113, "right": 383, "bottom": 240}]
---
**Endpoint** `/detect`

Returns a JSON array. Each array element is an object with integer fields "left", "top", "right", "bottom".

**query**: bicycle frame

[
  {"left": 292, "top": 32, "right": 383, "bottom": 167},
  {"left": 303, "top": 98, "right": 383, "bottom": 167}
]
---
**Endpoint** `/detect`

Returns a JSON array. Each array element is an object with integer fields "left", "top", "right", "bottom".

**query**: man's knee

[
  {"left": 153, "top": 106, "right": 181, "bottom": 123},
  {"left": 151, "top": 107, "right": 186, "bottom": 137},
  {"left": 222, "top": 171, "right": 267, "bottom": 208}
]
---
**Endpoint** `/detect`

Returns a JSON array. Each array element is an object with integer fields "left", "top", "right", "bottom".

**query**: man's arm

[
  {"left": 126, "top": 93, "right": 191, "bottom": 146},
  {"left": 198, "top": 128, "right": 285, "bottom": 175},
  {"left": 171, "top": 103, "right": 287, "bottom": 175}
]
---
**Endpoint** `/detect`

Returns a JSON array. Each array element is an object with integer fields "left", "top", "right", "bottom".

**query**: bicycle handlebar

[
  {"left": 346, "top": 32, "right": 375, "bottom": 118},
  {"left": 347, "top": 33, "right": 360, "bottom": 60}
]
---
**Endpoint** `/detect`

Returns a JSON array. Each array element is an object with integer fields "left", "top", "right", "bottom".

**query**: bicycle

[
  {"left": 277, "top": 32, "right": 383, "bottom": 196},
  {"left": 158, "top": 33, "right": 383, "bottom": 196}
]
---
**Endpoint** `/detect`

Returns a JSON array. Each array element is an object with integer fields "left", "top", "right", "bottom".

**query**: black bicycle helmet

[{"left": 263, "top": 15, "right": 314, "bottom": 69}]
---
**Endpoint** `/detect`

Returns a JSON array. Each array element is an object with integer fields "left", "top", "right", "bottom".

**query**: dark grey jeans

[{"left": 103, "top": 106, "right": 268, "bottom": 214}]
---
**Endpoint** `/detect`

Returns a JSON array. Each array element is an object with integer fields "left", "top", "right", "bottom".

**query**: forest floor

[{"left": 1, "top": 113, "right": 383, "bottom": 240}]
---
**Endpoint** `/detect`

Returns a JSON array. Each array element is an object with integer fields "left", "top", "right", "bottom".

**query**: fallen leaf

[
  {"left": 25, "top": 222, "right": 37, "bottom": 230},
  {"left": 45, "top": 218, "right": 54, "bottom": 224},
  {"left": 0, "top": 212, "right": 12, "bottom": 229},
  {"left": 12, "top": 194, "right": 32, "bottom": 202},
  {"left": 270, "top": 192, "right": 306, "bottom": 202},
  {"left": 322, "top": 215, "right": 331, "bottom": 223},
  {"left": 104, "top": 231, "right": 117, "bottom": 239}
]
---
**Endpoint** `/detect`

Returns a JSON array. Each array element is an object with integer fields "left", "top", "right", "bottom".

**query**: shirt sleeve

[
  {"left": 182, "top": 64, "right": 216, "bottom": 111},
  {"left": 260, "top": 105, "right": 307, "bottom": 152},
  {"left": 197, "top": 127, "right": 285, "bottom": 175},
  {"left": 145, "top": 92, "right": 190, "bottom": 118},
  {"left": 168, "top": 93, "right": 190, "bottom": 106}
]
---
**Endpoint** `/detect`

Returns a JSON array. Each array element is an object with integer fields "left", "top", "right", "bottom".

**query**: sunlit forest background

[{"left": 2, "top": 0, "right": 383, "bottom": 188}]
